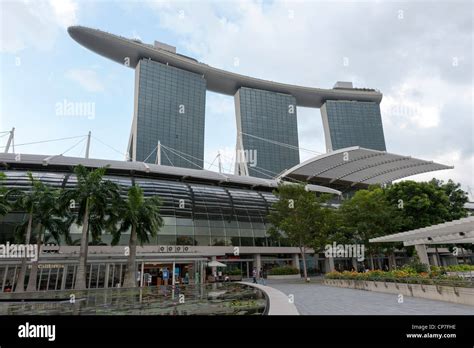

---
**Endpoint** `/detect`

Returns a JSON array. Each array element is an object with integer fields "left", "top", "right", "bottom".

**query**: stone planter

[
  {"left": 267, "top": 274, "right": 301, "bottom": 280},
  {"left": 323, "top": 279, "right": 474, "bottom": 306}
]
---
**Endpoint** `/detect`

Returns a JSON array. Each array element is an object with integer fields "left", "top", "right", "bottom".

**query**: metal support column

[
  {"left": 85, "top": 131, "right": 91, "bottom": 159},
  {"left": 140, "top": 262, "right": 144, "bottom": 287},
  {"left": 104, "top": 264, "right": 110, "bottom": 288},
  {"left": 60, "top": 265, "right": 67, "bottom": 290},
  {"left": 4, "top": 127, "right": 15, "bottom": 153}
]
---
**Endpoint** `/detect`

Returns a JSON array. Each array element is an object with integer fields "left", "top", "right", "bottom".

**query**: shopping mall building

[{"left": 0, "top": 26, "right": 456, "bottom": 290}]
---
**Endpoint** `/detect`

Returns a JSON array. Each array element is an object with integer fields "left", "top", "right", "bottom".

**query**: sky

[{"left": 0, "top": 0, "right": 472, "bottom": 198}]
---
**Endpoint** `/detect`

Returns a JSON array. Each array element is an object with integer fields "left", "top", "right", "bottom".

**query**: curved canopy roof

[
  {"left": 67, "top": 26, "right": 382, "bottom": 108},
  {"left": 0, "top": 153, "right": 341, "bottom": 195},
  {"left": 370, "top": 216, "right": 474, "bottom": 245},
  {"left": 278, "top": 146, "right": 453, "bottom": 188}
]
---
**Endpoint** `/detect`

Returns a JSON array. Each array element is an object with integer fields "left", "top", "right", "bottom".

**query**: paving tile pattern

[{"left": 266, "top": 280, "right": 474, "bottom": 315}]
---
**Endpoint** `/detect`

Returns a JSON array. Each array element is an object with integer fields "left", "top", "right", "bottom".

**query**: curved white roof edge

[
  {"left": 278, "top": 146, "right": 453, "bottom": 186},
  {"left": 277, "top": 146, "right": 364, "bottom": 178},
  {"left": 0, "top": 153, "right": 341, "bottom": 195},
  {"left": 369, "top": 216, "right": 474, "bottom": 245},
  {"left": 280, "top": 181, "right": 341, "bottom": 195},
  {"left": 67, "top": 26, "right": 382, "bottom": 108}
]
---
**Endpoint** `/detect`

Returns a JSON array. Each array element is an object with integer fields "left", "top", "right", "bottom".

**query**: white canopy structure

[
  {"left": 369, "top": 216, "right": 474, "bottom": 246},
  {"left": 278, "top": 146, "right": 453, "bottom": 189},
  {"left": 207, "top": 261, "right": 227, "bottom": 267}
]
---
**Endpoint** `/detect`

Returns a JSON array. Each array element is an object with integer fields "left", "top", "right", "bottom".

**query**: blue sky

[{"left": 0, "top": 0, "right": 472, "bottom": 197}]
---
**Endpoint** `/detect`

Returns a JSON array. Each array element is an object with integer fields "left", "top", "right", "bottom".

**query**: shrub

[
  {"left": 429, "top": 266, "right": 446, "bottom": 278},
  {"left": 406, "top": 258, "right": 429, "bottom": 273},
  {"left": 268, "top": 266, "right": 300, "bottom": 276},
  {"left": 389, "top": 270, "right": 411, "bottom": 279},
  {"left": 366, "top": 270, "right": 385, "bottom": 280},
  {"left": 354, "top": 272, "right": 369, "bottom": 280},
  {"left": 399, "top": 265, "right": 418, "bottom": 275},
  {"left": 228, "top": 268, "right": 242, "bottom": 276},
  {"left": 325, "top": 271, "right": 341, "bottom": 279}
]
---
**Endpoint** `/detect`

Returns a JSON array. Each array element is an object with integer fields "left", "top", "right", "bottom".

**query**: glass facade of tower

[
  {"left": 321, "top": 100, "right": 386, "bottom": 152},
  {"left": 132, "top": 59, "right": 206, "bottom": 168},
  {"left": 235, "top": 87, "right": 300, "bottom": 178}
]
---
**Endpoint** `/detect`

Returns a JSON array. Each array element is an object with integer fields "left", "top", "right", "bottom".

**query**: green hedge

[{"left": 268, "top": 266, "right": 300, "bottom": 276}]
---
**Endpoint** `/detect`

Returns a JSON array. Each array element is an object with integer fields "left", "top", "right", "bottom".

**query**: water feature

[{"left": 0, "top": 283, "right": 267, "bottom": 315}]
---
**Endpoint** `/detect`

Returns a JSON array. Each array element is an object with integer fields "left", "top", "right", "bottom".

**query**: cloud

[
  {"left": 381, "top": 74, "right": 472, "bottom": 130},
  {"left": 0, "top": 0, "right": 78, "bottom": 53},
  {"left": 49, "top": 0, "right": 78, "bottom": 28},
  {"left": 65, "top": 68, "right": 104, "bottom": 92}
]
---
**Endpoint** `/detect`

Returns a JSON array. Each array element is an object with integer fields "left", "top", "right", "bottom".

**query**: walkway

[
  {"left": 240, "top": 281, "right": 299, "bottom": 315},
  {"left": 265, "top": 279, "right": 474, "bottom": 315}
]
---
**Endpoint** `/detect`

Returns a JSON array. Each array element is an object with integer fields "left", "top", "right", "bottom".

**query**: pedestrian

[
  {"left": 252, "top": 267, "right": 257, "bottom": 283},
  {"left": 260, "top": 267, "right": 266, "bottom": 285}
]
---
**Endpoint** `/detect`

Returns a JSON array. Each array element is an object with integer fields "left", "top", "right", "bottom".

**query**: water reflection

[{"left": 0, "top": 283, "right": 266, "bottom": 315}]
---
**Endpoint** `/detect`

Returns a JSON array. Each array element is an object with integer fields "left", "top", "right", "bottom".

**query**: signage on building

[{"left": 157, "top": 245, "right": 192, "bottom": 253}]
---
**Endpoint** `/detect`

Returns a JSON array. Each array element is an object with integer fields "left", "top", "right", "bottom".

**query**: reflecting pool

[{"left": 0, "top": 283, "right": 267, "bottom": 315}]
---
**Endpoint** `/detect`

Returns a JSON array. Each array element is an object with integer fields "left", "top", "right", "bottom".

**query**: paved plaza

[{"left": 265, "top": 279, "right": 474, "bottom": 315}]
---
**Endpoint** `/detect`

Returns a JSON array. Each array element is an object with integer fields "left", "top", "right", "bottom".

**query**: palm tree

[
  {"left": 0, "top": 172, "right": 10, "bottom": 216},
  {"left": 10, "top": 172, "right": 39, "bottom": 293},
  {"left": 26, "top": 190, "right": 71, "bottom": 292},
  {"left": 62, "top": 165, "right": 120, "bottom": 290},
  {"left": 10, "top": 173, "right": 70, "bottom": 292},
  {"left": 110, "top": 185, "right": 163, "bottom": 288}
]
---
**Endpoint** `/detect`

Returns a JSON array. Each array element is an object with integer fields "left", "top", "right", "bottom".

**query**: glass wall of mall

[{"left": 0, "top": 171, "right": 292, "bottom": 248}]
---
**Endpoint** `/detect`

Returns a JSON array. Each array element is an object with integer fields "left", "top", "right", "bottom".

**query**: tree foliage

[
  {"left": 109, "top": 185, "right": 164, "bottom": 287},
  {"left": 267, "top": 183, "right": 335, "bottom": 279},
  {"left": 61, "top": 165, "right": 120, "bottom": 242},
  {"left": 0, "top": 172, "right": 10, "bottom": 216},
  {"left": 10, "top": 172, "right": 70, "bottom": 292},
  {"left": 384, "top": 179, "right": 468, "bottom": 231},
  {"left": 338, "top": 186, "right": 404, "bottom": 260},
  {"left": 110, "top": 185, "right": 163, "bottom": 246},
  {"left": 61, "top": 165, "right": 120, "bottom": 290},
  {"left": 429, "top": 178, "right": 469, "bottom": 220},
  {"left": 268, "top": 184, "right": 333, "bottom": 248}
]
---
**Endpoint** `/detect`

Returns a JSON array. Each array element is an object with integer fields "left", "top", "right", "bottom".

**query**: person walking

[
  {"left": 252, "top": 267, "right": 257, "bottom": 283},
  {"left": 260, "top": 267, "right": 266, "bottom": 285}
]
